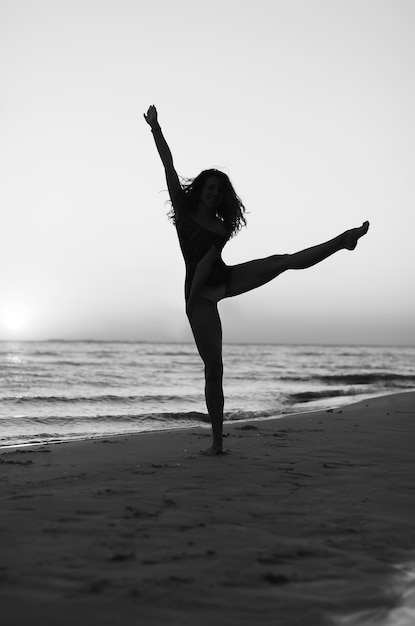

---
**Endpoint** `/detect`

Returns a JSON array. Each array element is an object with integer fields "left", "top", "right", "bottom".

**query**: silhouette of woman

[{"left": 144, "top": 105, "right": 369, "bottom": 455}]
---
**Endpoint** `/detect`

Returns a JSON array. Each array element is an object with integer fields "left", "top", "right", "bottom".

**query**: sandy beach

[{"left": 1, "top": 391, "right": 414, "bottom": 625}]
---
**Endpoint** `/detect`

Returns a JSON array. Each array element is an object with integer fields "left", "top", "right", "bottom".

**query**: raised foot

[{"left": 344, "top": 221, "right": 370, "bottom": 250}]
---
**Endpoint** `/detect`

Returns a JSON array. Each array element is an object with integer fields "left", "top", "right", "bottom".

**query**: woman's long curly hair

[{"left": 168, "top": 169, "right": 247, "bottom": 238}]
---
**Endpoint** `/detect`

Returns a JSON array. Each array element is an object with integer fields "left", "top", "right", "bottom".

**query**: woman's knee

[
  {"left": 272, "top": 253, "right": 290, "bottom": 273},
  {"left": 205, "top": 360, "right": 223, "bottom": 382}
]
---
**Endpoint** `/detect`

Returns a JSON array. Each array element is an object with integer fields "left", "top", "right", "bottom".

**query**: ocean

[{"left": 1, "top": 341, "right": 414, "bottom": 448}]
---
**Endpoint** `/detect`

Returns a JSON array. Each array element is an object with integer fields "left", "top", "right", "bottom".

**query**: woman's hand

[{"left": 144, "top": 105, "right": 158, "bottom": 128}]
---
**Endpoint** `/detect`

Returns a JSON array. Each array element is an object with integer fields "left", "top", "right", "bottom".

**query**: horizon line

[{"left": 0, "top": 338, "right": 414, "bottom": 349}]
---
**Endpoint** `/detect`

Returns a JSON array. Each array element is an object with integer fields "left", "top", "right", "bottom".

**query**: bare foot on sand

[
  {"left": 344, "top": 221, "right": 370, "bottom": 250},
  {"left": 201, "top": 442, "right": 225, "bottom": 456}
]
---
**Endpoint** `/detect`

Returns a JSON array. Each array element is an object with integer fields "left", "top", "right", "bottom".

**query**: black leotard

[{"left": 175, "top": 206, "right": 232, "bottom": 301}]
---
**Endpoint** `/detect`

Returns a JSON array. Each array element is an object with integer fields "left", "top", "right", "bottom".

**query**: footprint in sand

[{"left": 0, "top": 458, "right": 33, "bottom": 466}]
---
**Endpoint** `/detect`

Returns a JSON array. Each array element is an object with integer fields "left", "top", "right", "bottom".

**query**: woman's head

[
  {"left": 178, "top": 169, "right": 247, "bottom": 236},
  {"left": 199, "top": 175, "right": 223, "bottom": 213}
]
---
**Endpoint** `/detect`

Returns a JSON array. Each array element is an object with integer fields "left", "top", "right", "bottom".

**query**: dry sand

[{"left": 1, "top": 392, "right": 415, "bottom": 626}]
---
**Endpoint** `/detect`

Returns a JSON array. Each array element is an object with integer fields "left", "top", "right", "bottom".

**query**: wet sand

[{"left": 1, "top": 392, "right": 414, "bottom": 625}]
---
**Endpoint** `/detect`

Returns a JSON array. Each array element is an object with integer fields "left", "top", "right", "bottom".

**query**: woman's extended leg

[
  {"left": 224, "top": 221, "right": 369, "bottom": 299},
  {"left": 188, "top": 297, "right": 225, "bottom": 455}
]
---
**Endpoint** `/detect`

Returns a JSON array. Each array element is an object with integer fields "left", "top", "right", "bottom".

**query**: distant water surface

[{"left": 1, "top": 341, "right": 414, "bottom": 447}]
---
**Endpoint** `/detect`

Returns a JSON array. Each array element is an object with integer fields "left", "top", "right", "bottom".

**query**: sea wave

[
  {"left": 0, "top": 411, "right": 208, "bottom": 426},
  {"left": 317, "top": 373, "right": 415, "bottom": 386},
  {"left": 0, "top": 393, "right": 183, "bottom": 405},
  {"left": 287, "top": 388, "right": 361, "bottom": 403}
]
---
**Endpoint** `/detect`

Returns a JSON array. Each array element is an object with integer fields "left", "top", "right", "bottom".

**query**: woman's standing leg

[{"left": 188, "top": 297, "right": 225, "bottom": 455}]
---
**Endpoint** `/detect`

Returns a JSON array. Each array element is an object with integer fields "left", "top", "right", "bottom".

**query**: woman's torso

[{"left": 174, "top": 200, "right": 230, "bottom": 299}]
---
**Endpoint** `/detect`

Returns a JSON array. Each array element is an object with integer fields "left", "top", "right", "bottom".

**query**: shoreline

[
  {"left": 3, "top": 388, "right": 414, "bottom": 451},
  {"left": 2, "top": 391, "right": 415, "bottom": 625}
]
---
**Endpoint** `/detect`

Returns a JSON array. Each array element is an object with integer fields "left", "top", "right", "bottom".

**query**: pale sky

[{"left": 1, "top": 0, "right": 414, "bottom": 345}]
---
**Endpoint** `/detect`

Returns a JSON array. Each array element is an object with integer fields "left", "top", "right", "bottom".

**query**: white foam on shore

[{"left": 330, "top": 561, "right": 415, "bottom": 626}]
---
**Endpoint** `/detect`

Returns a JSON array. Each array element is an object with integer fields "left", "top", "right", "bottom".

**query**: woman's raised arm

[{"left": 144, "top": 105, "right": 182, "bottom": 206}]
